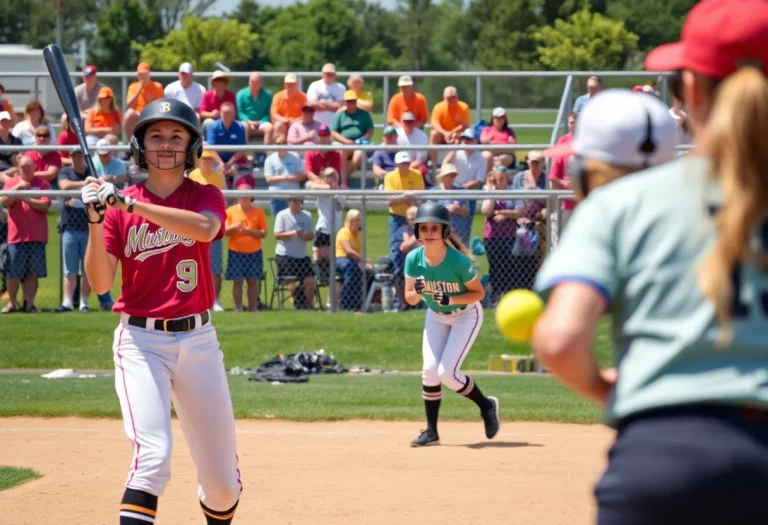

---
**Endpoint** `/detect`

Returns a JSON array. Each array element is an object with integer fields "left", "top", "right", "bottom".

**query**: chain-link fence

[{"left": 0, "top": 184, "right": 570, "bottom": 314}]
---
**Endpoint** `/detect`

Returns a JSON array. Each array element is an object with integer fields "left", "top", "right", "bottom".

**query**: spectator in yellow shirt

[
  {"left": 346, "top": 75, "right": 373, "bottom": 112},
  {"left": 429, "top": 86, "right": 471, "bottom": 170},
  {"left": 384, "top": 151, "right": 425, "bottom": 307},
  {"left": 335, "top": 209, "right": 373, "bottom": 312},
  {"left": 225, "top": 179, "right": 268, "bottom": 312},
  {"left": 188, "top": 149, "right": 226, "bottom": 311}
]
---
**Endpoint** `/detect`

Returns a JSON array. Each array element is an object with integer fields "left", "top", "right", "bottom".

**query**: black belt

[
  {"left": 128, "top": 310, "right": 210, "bottom": 333},
  {"left": 433, "top": 305, "right": 467, "bottom": 316}
]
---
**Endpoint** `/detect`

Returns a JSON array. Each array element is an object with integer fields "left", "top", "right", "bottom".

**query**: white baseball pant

[{"left": 112, "top": 313, "right": 242, "bottom": 512}]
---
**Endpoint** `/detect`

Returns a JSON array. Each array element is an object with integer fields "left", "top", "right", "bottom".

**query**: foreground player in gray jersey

[{"left": 532, "top": 1, "right": 768, "bottom": 523}]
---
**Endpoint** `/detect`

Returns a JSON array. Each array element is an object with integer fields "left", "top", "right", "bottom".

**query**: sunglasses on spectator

[
  {"left": 418, "top": 225, "right": 442, "bottom": 233},
  {"left": 35, "top": 133, "right": 50, "bottom": 138}
]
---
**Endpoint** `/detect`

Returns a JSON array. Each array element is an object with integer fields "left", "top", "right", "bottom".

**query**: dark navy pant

[{"left": 595, "top": 404, "right": 768, "bottom": 525}]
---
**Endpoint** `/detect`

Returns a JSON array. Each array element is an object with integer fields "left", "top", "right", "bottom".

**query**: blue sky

[{"left": 211, "top": 0, "right": 398, "bottom": 15}]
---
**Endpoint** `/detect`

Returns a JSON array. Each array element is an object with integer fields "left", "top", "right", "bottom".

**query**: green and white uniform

[
  {"left": 405, "top": 245, "right": 483, "bottom": 394},
  {"left": 534, "top": 156, "right": 768, "bottom": 429}
]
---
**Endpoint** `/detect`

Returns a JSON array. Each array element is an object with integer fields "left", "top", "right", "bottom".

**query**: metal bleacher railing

[
  {"left": 2, "top": 69, "right": 676, "bottom": 135},
  {"left": 0, "top": 69, "right": 687, "bottom": 314}
]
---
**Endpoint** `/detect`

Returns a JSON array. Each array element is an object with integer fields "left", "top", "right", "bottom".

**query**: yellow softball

[{"left": 495, "top": 289, "right": 545, "bottom": 342}]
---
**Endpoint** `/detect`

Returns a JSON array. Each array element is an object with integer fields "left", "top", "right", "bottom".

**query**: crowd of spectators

[{"left": 0, "top": 69, "right": 688, "bottom": 314}]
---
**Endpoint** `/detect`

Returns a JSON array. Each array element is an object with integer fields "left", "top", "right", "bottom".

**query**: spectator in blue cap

[{"left": 372, "top": 126, "right": 399, "bottom": 187}]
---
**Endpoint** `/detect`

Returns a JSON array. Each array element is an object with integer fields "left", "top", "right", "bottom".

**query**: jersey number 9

[{"left": 176, "top": 259, "right": 198, "bottom": 292}]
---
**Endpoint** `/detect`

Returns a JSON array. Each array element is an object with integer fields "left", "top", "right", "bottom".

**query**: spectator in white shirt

[
  {"left": 164, "top": 62, "right": 206, "bottom": 119},
  {"left": 93, "top": 137, "right": 128, "bottom": 188},
  {"left": 395, "top": 111, "right": 428, "bottom": 180},
  {"left": 306, "top": 63, "right": 346, "bottom": 127},
  {"left": 444, "top": 128, "right": 486, "bottom": 216}
]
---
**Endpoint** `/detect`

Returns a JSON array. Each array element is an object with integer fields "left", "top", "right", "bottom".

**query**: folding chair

[{"left": 268, "top": 257, "right": 324, "bottom": 311}]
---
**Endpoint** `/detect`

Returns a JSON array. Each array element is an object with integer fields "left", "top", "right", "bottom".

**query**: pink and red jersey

[
  {"left": 103, "top": 178, "right": 226, "bottom": 318},
  {"left": 2, "top": 176, "right": 51, "bottom": 244}
]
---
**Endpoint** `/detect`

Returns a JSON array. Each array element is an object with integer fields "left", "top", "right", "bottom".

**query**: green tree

[
  {"left": 606, "top": 0, "right": 699, "bottom": 50},
  {"left": 91, "top": 0, "right": 163, "bottom": 72},
  {"left": 395, "top": 0, "right": 440, "bottom": 70},
  {"left": 259, "top": 0, "right": 361, "bottom": 71},
  {"left": 0, "top": 0, "right": 100, "bottom": 53},
  {"left": 227, "top": 0, "right": 278, "bottom": 71},
  {"left": 428, "top": 0, "right": 473, "bottom": 69},
  {"left": 534, "top": 4, "right": 639, "bottom": 70},
  {"left": 134, "top": 16, "right": 257, "bottom": 71},
  {"left": 468, "top": 0, "right": 540, "bottom": 70},
  {"left": 145, "top": 0, "right": 217, "bottom": 33}
]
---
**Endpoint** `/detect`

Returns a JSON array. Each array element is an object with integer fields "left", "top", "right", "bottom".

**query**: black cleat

[
  {"left": 410, "top": 429, "right": 440, "bottom": 447},
  {"left": 482, "top": 396, "right": 500, "bottom": 439}
]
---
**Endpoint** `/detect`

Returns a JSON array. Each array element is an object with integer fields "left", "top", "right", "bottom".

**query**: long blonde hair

[
  {"left": 445, "top": 230, "right": 472, "bottom": 259},
  {"left": 697, "top": 67, "right": 768, "bottom": 343}
]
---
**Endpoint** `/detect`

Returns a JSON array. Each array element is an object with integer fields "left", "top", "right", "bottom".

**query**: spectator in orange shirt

[
  {"left": 225, "top": 179, "right": 268, "bottom": 312},
  {"left": 124, "top": 62, "right": 165, "bottom": 138},
  {"left": 428, "top": 86, "right": 471, "bottom": 170},
  {"left": 270, "top": 73, "right": 308, "bottom": 142},
  {"left": 387, "top": 75, "right": 429, "bottom": 129},
  {"left": 0, "top": 83, "right": 18, "bottom": 127},
  {"left": 85, "top": 87, "right": 122, "bottom": 147}
]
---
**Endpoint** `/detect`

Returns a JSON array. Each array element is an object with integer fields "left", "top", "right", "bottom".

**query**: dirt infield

[{"left": 0, "top": 417, "right": 614, "bottom": 525}]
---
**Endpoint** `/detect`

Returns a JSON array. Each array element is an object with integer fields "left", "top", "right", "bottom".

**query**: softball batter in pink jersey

[{"left": 80, "top": 98, "right": 242, "bottom": 525}]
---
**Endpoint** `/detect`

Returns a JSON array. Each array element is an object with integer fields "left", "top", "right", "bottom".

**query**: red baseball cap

[{"left": 645, "top": 0, "right": 768, "bottom": 78}]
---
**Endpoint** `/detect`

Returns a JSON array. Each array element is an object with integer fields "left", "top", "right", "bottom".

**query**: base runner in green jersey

[{"left": 403, "top": 201, "right": 500, "bottom": 447}]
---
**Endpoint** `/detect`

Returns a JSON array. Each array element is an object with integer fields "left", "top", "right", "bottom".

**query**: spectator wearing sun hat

[
  {"left": 164, "top": 62, "right": 206, "bottom": 117},
  {"left": 387, "top": 75, "right": 429, "bottom": 129},
  {"left": 124, "top": 62, "right": 164, "bottom": 138},
  {"left": 93, "top": 138, "right": 128, "bottom": 189},
  {"left": 331, "top": 90, "right": 374, "bottom": 187},
  {"left": 271, "top": 73, "right": 308, "bottom": 142},
  {"left": 200, "top": 70, "right": 237, "bottom": 135},
  {"left": 372, "top": 126, "right": 399, "bottom": 187},
  {"left": 430, "top": 162, "right": 472, "bottom": 245}
]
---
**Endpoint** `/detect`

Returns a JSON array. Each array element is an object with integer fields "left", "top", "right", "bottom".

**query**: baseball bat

[{"left": 42, "top": 44, "right": 111, "bottom": 205}]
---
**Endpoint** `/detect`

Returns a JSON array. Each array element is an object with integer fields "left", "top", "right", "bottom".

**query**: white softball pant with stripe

[
  {"left": 421, "top": 302, "right": 483, "bottom": 393},
  {"left": 112, "top": 313, "right": 242, "bottom": 512}
]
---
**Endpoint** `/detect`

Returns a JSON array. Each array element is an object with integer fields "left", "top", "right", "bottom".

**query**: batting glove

[
  {"left": 97, "top": 182, "right": 135, "bottom": 212},
  {"left": 433, "top": 290, "right": 450, "bottom": 306},
  {"left": 81, "top": 182, "right": 106, "bottom": 224},
  {"left": 414, "top": 276, "right": 426, "bottom": 294}
]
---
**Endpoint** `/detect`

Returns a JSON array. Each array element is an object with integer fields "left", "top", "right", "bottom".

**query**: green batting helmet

[
  {"left": 129, "top": 98, "right": 203, "bottom": 171},
  {"left": 414, "top": 201, "right": 451, "bottom": 240}
]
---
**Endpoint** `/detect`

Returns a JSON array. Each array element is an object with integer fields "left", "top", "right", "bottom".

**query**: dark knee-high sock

[
  {"left": 201, "top": 500, "right": 239, "bottom": 525},
  {"left": 120, "top": 488, "right": 158, "bottom": 524},
  {"left": 422, "top": 384, "right": 442, "bottom": 433},
  {"left": 458, "top": 376, "right": 493, "bottom": 411}
]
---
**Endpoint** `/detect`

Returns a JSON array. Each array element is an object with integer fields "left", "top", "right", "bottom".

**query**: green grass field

[
  {"left": 1, "top": 107, "right": 603, "bottom": 427},
  {"left": 1, "top": 309, "right": 614, "bottom": 423},
  {"left": 0, "top": 466, "right": 41, "bottom": 491}
]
